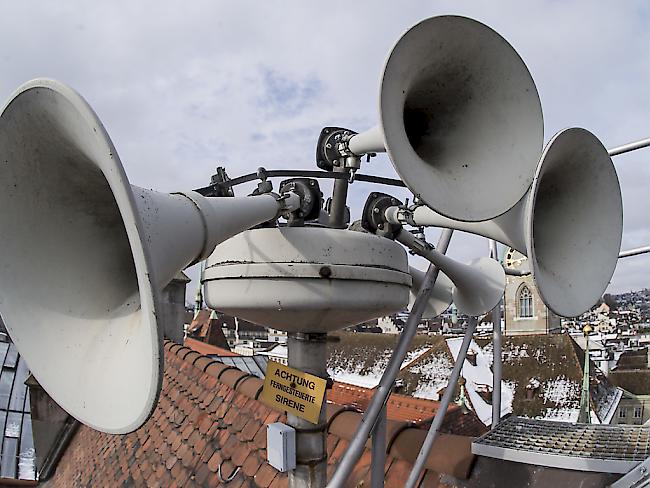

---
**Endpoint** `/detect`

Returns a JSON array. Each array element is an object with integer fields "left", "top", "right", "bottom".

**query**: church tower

[{"left": 503, "top": 248, "right": 561, "bottom": 335}]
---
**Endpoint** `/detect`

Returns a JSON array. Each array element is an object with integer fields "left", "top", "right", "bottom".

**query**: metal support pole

[
  {"left": 327, "top": 229, "right": 454, "bottom": 488},
  {"left": 619, "top": 246, "right": 650, "bottom": 259},
  {"left": 404, "top": 318, "right": 478, "bottom": 488},
  {"left": 370, "top": 404, "right": 387, "bottom": 488},
  {"left": 608, "top": 137, "right": 650, "bottom": 157},
  {"left": 329, "top": 168, "right": 349, "bottom": 228},
  {"left": 287, "top": 333, "right": 328, "bottom": 488},
  {"left": 489, "top": 240, "right": 503, "bottom": 429},
  {"left": 609, "top": 455, "right": 650, "bottom": 487}
]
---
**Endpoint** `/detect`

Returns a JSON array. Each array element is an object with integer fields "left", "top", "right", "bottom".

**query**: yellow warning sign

[{"left": 260, "top": 361, "right": 327, "bottom": 424}]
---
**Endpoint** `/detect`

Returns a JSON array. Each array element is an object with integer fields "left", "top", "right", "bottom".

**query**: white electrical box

[{"left": 267, "top": 422, "right": 296, "bottom": 472}]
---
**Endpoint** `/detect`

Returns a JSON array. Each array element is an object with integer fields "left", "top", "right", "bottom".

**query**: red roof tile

[
  {"left": 42, "top": 340, "right": 478, "bottom": 487},
  {"left": 184, "top": 337, "right": 239, "bottom": 357},
  {"left": 328, "top": 381, "right": 487, "bottom": 436}
]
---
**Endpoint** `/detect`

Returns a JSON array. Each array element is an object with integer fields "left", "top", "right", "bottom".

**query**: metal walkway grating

[{"left": 472, "top": 416, "right": 650, "bottom": 473}]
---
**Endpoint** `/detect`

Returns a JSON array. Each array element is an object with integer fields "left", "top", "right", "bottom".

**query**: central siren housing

[{"left": 203, "top": 227, "right": 412, "bottom": 332}]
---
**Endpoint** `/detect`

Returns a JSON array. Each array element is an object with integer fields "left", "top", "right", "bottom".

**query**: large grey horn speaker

[
  {"left": 347, "top": 15, "right": 544, "bottom": 222},
  {"left": 408, "top": 128, "right": 623, "bottom": 317},
  {"left": 0, "top": 79, "right": 290, "bottom": 433}
]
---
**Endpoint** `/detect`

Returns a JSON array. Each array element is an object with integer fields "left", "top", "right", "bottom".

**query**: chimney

[
  {"left": 525, "top": 378, "right": 541, "bottom": 400},
  {"left": 466, "top": 349, "right": 478, "bottom": 367}
]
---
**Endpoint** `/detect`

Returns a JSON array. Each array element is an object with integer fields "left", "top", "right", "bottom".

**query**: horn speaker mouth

[
  {"left": 380, "top": 15, "right": 544, "bottom": 222},
  {"left": 528, "top": 128, "right": 623, "bottom": 317},
  {"left": 0, "top": 79, "right": 161, "bottom": 433}
]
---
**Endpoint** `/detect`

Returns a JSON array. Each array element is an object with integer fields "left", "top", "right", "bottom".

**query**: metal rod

[
  {"left": 370, "top": 404, "right": 387, "bottom": 488},
  {"left": 287, "top": 333, "right": 328, "bottom": 488},
  {"left": 489, "top": 240, "right": 503, "bottom": 430},
  {"left": 619, "top": 246, "right": 650, "bottom": 258},
  {"left": 404, "top": 317, "right": 478, "bottom": 488},
  {"left": 608, "top": 137, "right": 650, "bottom": 157},
  {"left": 329, "top": 168, "right": 349, "bottom": 228},
  {"left": 193, "top": 169, "right": 406, "bottom": 196},
  {"left": 498, "top": 243, "right": 650, "bottom": 272},
  {"left": 327, "top": 229, "right": 454, "bottom": 488},
  {"left": 610, "top": 453, "right": 650, "bottom": 487}
]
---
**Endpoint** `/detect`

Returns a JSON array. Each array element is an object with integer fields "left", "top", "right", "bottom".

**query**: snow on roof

[
  {"left": 259, "top": 344, "right": 287, "bottom": 356},
  {"left": 405, "top": 353, "right": 453, "bottom": 400},
  {"left": 447, "top": 338, "right": 513, "bottom": 426},
  {"left": 327, "top": 332, "right": 436, "bottom": 389},
  {"left": 326, "top": 332, "right": 621, "bottom": 425}
]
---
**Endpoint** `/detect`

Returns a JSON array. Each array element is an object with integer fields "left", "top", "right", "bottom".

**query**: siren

[
  {"left": 0, "top": 79, "right": 300, "bottom": 433},
  {"left": 320, "top": 15, "right": 543, "bottom": 222},
  {"left": 394, "top": 128, "right": 623, "bottom": 317},
  {"left": 397, "top": 231, "right": 505, "bottom": 316},
  {"left": 407, "top": 266, "right": 453, "bottom": 319},
  {"left": 362, "top": 193, "right": 505, "bottom": 316}
]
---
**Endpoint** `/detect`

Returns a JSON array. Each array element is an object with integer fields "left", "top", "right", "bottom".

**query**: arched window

[{"left": 517, "top": 285, "right": 533, "bottom": 318}]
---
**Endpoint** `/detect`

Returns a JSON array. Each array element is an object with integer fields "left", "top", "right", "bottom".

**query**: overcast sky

[{"left": 2, "top": 1, "right": 649, "bottom": 298}]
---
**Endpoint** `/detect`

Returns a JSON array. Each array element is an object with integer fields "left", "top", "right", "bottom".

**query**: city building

[
  {"left": 258, "top": 344, "right": 288, "bottom": 366},
  {"left": 502, "top": 248, "right": 561, "bottom": 336},
  {"left": 377, "top": 315, "right": 401, "bottom": 334},
  {"left": 609, "top": 348, "right": 650, "bottom": 425},
  {"left": 267, "top": 328, "right": 287, "bottom": 344}
]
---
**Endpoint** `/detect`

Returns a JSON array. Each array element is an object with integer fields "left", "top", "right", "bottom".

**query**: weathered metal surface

[{"left": 203, "top": 227, "right": 411, "bottom": 332}]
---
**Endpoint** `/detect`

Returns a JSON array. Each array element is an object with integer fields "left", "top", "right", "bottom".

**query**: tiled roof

[
  {"left": 329, "top": 332, "right": 621, "bottom": 424},
  {"left": 184, "top": 338, "right": 238, "bottom": 357},
  {"left": 43, "top": 340, "right": 478, "bottom": 487},
  {"left": 615, "top": 348, "right": 649, "bottom": 370},
  {"left": 328, "top": 381, "right": 488, "bottom": 436},
  {"left": 609, "top": 370, "right": 650, "bottom": 396},
  {"left": 609, "top": 348, "right": 650, "bottom": 395},
  {"left": 215, "top": 356, "right": 268, "bottom": 379}
]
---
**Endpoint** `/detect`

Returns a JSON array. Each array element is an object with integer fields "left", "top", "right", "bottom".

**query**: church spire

[{"left": 578, "top": 323, "right": 593, "bottom": 423}]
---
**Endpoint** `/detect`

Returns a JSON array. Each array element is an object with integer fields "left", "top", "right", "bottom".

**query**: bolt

[
  {"left": 373, "top": 207, "right": 380, "bottom": 214},
  {"left": 326, "top": 143, "right": 332, "bottom": 149},
  {"left": 319, "top": 266, "right": 332, "bottom": 278},
  {"left": 378, "top": 223, "right": 384, "bottom": 229}
]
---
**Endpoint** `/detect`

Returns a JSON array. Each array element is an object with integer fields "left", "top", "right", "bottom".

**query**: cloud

[{"left": 1, "top": 1, "right": 648, "bottom": 296}]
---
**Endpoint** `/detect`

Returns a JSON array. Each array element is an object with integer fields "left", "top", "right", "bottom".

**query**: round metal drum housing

[{"left": 203, "top": 227, "right": 411, "bottom": 332}]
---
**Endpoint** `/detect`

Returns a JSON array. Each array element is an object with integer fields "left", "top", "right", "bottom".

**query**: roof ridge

[{"left": 164, "top": 339, "right": 265, "bottom": 400}]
